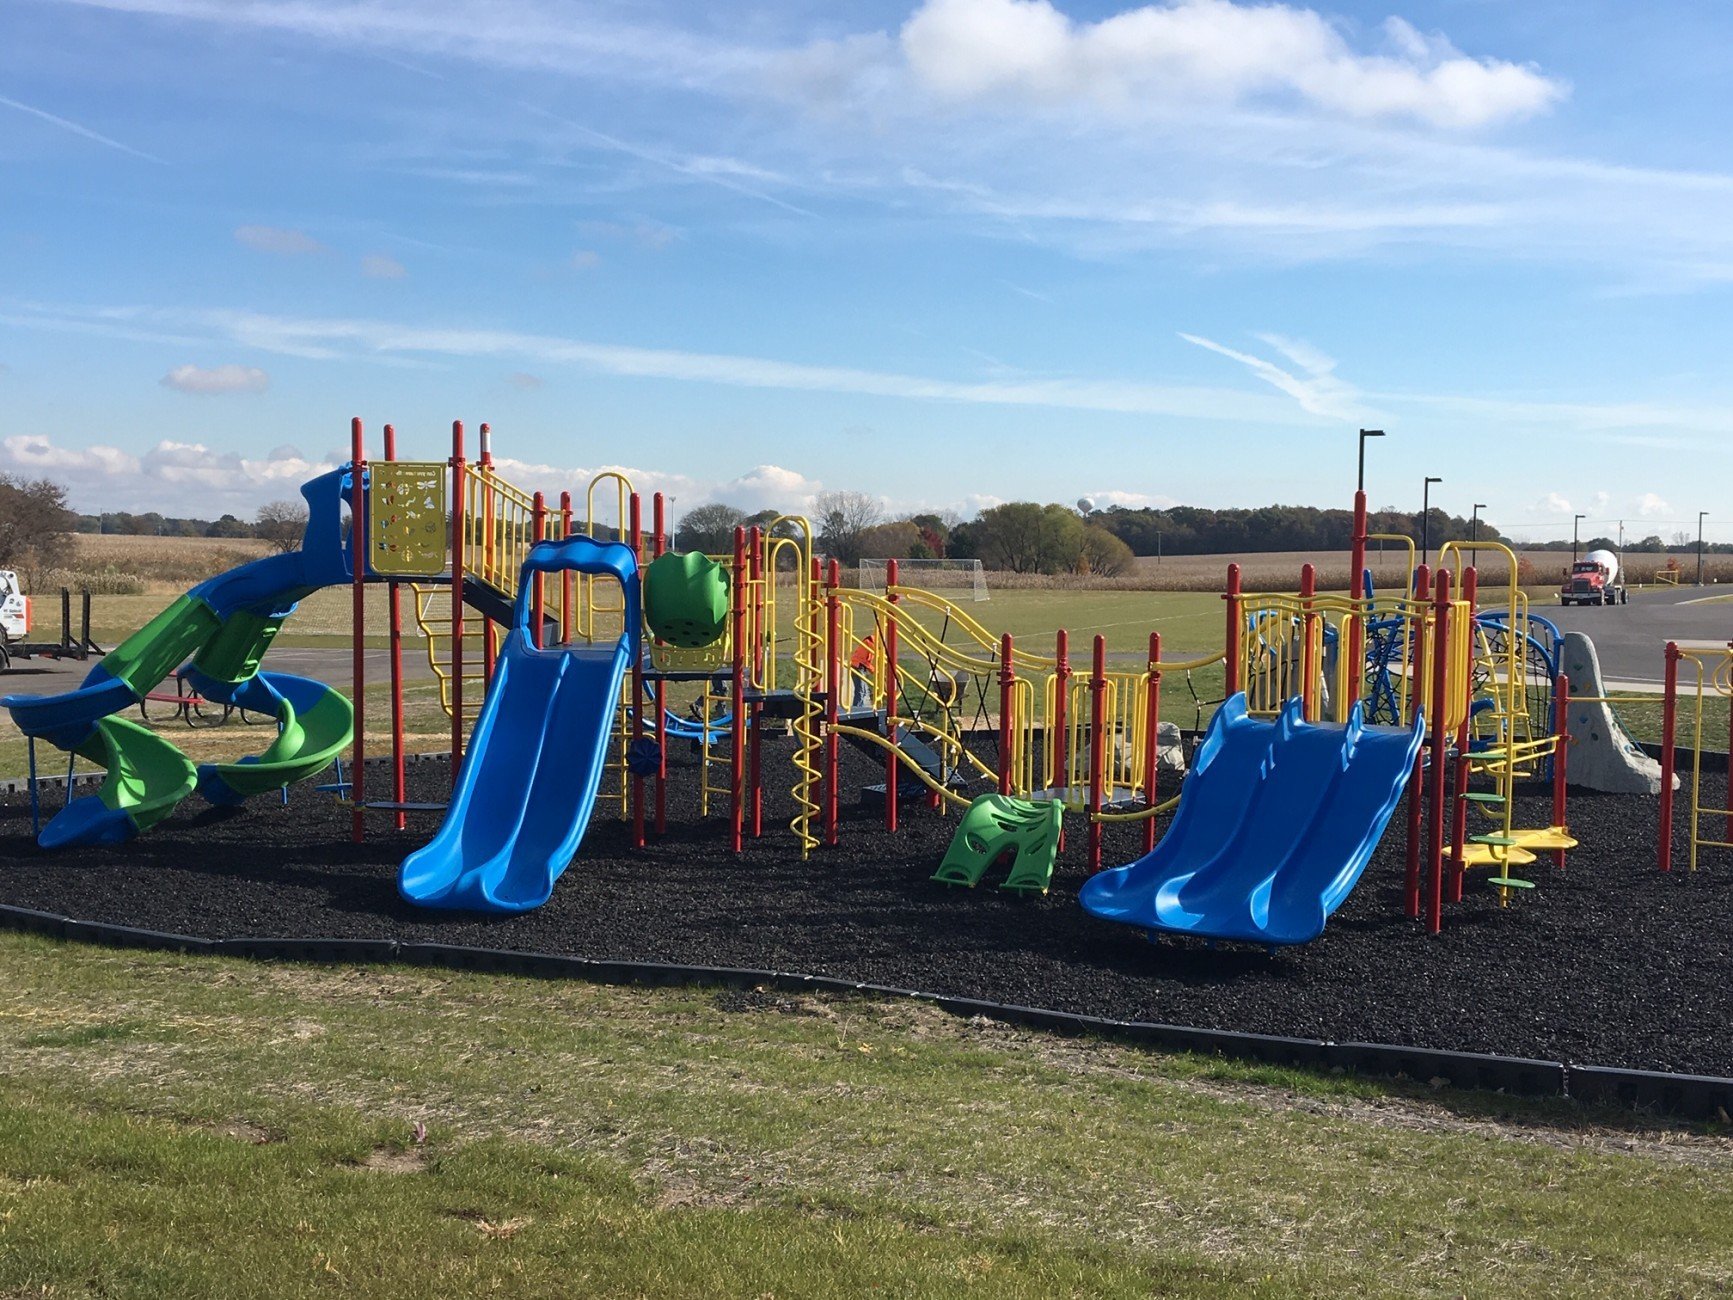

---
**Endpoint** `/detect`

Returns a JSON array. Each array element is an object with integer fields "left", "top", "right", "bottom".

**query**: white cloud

[
  {"left": 897, "top": 0, "right": 1563, "bottom": 130},
  {"left": 0, "top": 434, "right": 335, "bottom": 514},
  {"left": 505, "top": 371, "right": 544, "bottom": 390},
  {"left": 1636, "top": 492, "right": 1671, "bottom": 518},
  {"left": 1532, "top": 492, "right": 1573, "bottom": 518},
  {"left": 1083, "top": 489, "right": 1179, "bottom": 509},
  {"left": 160, "top": 363, "right": 270, "bottom": 395},
  {"left": 360, "top": 253, "right": 407, "bottom": 279},
  {"left": 234, "top": 225, "right": 327, "bottom": 256},
  {"left": 1178, "top": 331, "right": 1362, "bottom": 418},
  {"left": 0, "top": 92, "right": 165, "bottom": 163},
  {"left": 570, "top": 250, "right": 601, "bottom": 271},
  {"left": 9, "top": 299, "right": 1303, "bottom": 424}
]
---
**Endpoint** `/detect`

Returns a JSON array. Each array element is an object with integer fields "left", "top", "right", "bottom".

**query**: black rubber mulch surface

[{"left": 2, "top": 734, "right": 1730, "bottom": 1077}]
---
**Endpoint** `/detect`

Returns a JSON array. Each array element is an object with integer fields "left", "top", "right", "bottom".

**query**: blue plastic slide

[
  {"left": 1079, "top": 694, "right": 1424, "bottom": 947},
  {"left": 398, "top": 536, "right": 640, "bottom": 913}
]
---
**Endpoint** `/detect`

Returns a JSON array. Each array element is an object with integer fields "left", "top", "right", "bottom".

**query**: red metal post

[
  {"left": 998, "top": 634, "right": 1014, "bottom": 797},
  {"left": 1299, "top": 562, "right": 1317, "bottom": 720},
  {"left": 1143, "top": 630, "right": 1162, "bottom": 855},
  {"left": 1224, "top": 563, "right": 1242, "bottom": 696},
  {"left": 1088, "top": 634, "right": 1106, "bottom": 874},
  {"left": 1448, "top": 566, "right": 1477, "bottom": 904},
  {"left": 731, "top": 527, "right": 747, "bottom": 854},
  {"left": 651, "top": 492, "right": 666, "bottom": 836},
  {"left": 1347, "top": 489, "right": 1368, "bottom": 707},
  {"left": 479, "top": 423, "right": 496, "bottom": 689},
  {"left": 1552, "top": 671, "right": 1569, "bottom": 870},
  {"left": 449, "top": 421, "right": 465, "bottom": 788},
  {"left": 348, "top": 417, "right": 367, "bottom": 843},
  {"left": 749, "top": 527, "right": 764, "bottom": 838},
  {"left": 826, "top": 588, "right": 841, "bottom": 846},
  {"left": 1403, "top": 562, "right": 1432, "bottom": 919},
  {"left": 885, "top": 558, "right": 901, "bottom": 832},
  {"left": 530, "top": 492, "right": 547, "bottom": 649},
  {"left": 629, "top": 493, "right": 645, "bottom": 849},
  {"left": 384, "top": 423, "right": 406, "bottom": 831},
  {"left": 1659, "top": 641, "right": 1679, "bottom": 872},
  {"left": 1425, "top": 569, "right": 1452, "bottom": 934},
  {"left": 559, "top": 490, "right": 574, "bottom": 643},
  {"left": 1053, "top": 629, "right": 1070, "bottom": 794}
]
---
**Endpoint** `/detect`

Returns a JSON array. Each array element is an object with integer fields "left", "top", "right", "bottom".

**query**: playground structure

[
  {"left": 11, "top": 431, "right": 1721, "bottom": 948},
  {"left": 1658, "top": 641, "right": 1733, "bottom": 874}
]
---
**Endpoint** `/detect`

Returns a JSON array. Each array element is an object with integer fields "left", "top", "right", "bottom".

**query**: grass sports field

[{"left": 5, "top": 933, "right": 1733, "bottom": 1299}]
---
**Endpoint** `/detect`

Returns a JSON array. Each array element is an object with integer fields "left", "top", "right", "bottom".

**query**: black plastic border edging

[{"left": 5, "top": 903, "right": 1731, "bottom": 1120}]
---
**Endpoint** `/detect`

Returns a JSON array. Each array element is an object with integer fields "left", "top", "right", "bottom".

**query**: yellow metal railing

[{"left": 1675, "top": 647, "right": 1733, "bottom": 873}]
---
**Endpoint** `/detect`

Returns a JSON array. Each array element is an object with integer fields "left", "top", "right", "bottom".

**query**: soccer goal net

[{"left": 858, "top": 557, "right": 989, "bottom": 602}]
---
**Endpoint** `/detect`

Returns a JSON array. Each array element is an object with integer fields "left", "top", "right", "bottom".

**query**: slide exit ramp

[
  {"left": 1080, "top": 694, "right": 1424, "bottom": 947},
  {"left": 398, "top": 536, "right": 640, "bottom": 913}
]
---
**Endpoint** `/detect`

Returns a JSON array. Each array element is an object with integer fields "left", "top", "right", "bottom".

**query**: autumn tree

[
  {"left": 255, "top": 500, "right": 308, "bottom": 554},
  {"left": 0, "top": 473, "right": 76, "bottom": 584}
]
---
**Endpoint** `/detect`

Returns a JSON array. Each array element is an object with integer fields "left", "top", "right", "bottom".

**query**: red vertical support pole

[
  {"left": 748, "top": 528, "right": 764, "bottom": 839},
  {"left": 885, "top": 558, "right": 901, "bottom": 832},
  {"left": 1403, "top": 563, "right": 1431, "bottom": 918},
  {"left": 629, "top": 494, "right": 645, "bottom": 850},
  {"left": 1224, "top": 563, "right": 1242, "bottom": 697},
  {"left": 558, "top": 491, "right": 574, "bottom": 643},
  {"left": 826, "top": 587, "right": 841, "bottom": 847},
  {"left": 1347, "top": 489, "right": 1368, "bottom": 708},
  {"left": 530, "top": 493, "right": 547, "bottom": 649},
  {"left": 1659, "top": 641, "right": 1678, "bottom": 872},
  {"left": 730, "top": 527, "right": 747, "bottom": 854},
  {"left": 383, "top": 423, "right": 406, "bottom": 831},
  {"left": 479, "top": 424, "right": 496, "bottom": 690},
  {"left": 651, "top": 492, "right": 666, "bottom": 836},
  {"left": 1299, "top": 563, "right": 1317, "bottom": 719},
  {"left": 348, "top": 417, "right": 367, "bottom": 844},
  {"left": 1552, "top": 671, "right": 1569, "bottom": 870},
  {"left": 1053, "top": 630, "right": 1070, "bottom": 795},
  {"left": 1143, "top": 631, "right": 1162, "bottom": 856},
  {"left": 449, "top": 421, "right": 466, "bottom": 789},
  {"left": 1088, "top": 634, "right": 1106, "bottom": 875},
  {"left": 998, "top": 634, "right": 1014, "bottom": 797},
  {"left": 1425, "top": 569, "right": 1452, "bottom": 934},
  {"left": 1448, "top": 567, "right": 1477, "bottom": 904}
]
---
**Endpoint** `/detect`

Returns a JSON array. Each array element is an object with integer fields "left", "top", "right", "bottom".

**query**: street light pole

[
  {"left": 1573, "top": 514, "right": 1585, "bottom": 564},
  {"left": 1700, "top": 511, "right": 1709, "bottom": 586},
  {"left": 1421, "top": 476, "right": 1442, "bottom": 567},
  {"left": 1471, "top": 503, "right": 1486, "bottom": 544},
  {"left": 1357, "top": 428, "right": 1385, "bottom": 493}
]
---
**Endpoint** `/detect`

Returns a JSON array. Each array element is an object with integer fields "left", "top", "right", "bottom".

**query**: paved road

[{"left": 1539, "top": 586, "right": 1731, "bottom": 685}]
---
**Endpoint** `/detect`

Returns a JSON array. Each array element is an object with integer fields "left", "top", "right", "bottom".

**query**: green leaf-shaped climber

[
  {"left": 643, "top": 551, "right": 730, "bottom": 649},
  {"left": 933, "top": 794, "right": 1063, "bottom": 894}
]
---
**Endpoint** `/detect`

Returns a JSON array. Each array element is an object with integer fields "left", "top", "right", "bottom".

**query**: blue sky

[{"left": 1, "top": 0, "right": 1730, "bottom": 543}]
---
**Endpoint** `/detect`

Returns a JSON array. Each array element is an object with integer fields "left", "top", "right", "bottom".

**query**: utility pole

[{"left": 1700, "top": 511, "right": 1710, "bottom": 586}]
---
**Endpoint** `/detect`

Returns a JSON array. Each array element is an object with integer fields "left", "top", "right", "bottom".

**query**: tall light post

[
  {"left": 1357, "top": 429, "right": 1385, "bottom": 493},
  {"left": 1420, "top": 475, "right": 1442, "bottom": 567},
  {"left": 1572, "top": 514, "right": 1585, "bottom": 564},
  {"left": 1471, "top": 502, "right": 1486, "bottom": 544},
  {"left": 1700, "top": 511, "right": 1710, "bottom": 586}
]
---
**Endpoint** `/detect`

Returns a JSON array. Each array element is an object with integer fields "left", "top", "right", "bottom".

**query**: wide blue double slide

[
  {"left": 398, "top": 536, "right": 639, "bottom": 913},
  {"left": 1079, "top": 693, "right": 1424, "bottom": 947}
]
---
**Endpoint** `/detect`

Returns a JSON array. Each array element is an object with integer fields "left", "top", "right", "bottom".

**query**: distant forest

[{"left": 1081, "top": 505, "right": 1727, "bottom": 557}]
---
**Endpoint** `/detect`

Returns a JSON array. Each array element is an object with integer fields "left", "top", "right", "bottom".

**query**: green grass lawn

[{"left": 3, "top": 933, "right": 1732, "bottom": 1298}]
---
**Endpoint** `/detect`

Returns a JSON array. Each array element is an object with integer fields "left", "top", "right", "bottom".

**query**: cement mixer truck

[{"left": 1560, "top": 549, "right": 1627, "bottom": 606}]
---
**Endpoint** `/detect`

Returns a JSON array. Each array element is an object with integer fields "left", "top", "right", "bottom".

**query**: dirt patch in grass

[{"left": 357, "top": 1146, "right": 428, "bottom": 1175}]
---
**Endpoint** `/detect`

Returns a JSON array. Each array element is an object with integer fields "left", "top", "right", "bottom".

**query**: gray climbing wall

[{"left": 1560, "top": 630, "right": 1677, "bottom": 795}]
